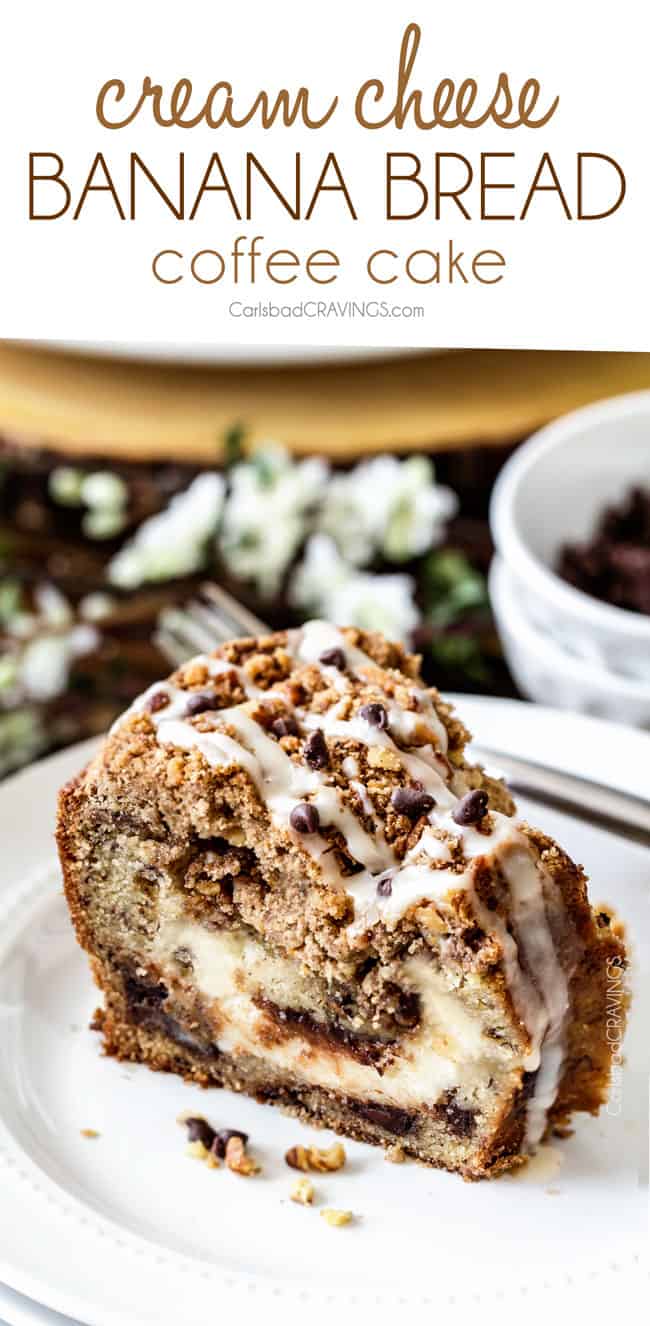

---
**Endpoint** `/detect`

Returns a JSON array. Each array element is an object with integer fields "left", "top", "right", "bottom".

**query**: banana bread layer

[{"left": 57, "top": 621, "right": 627, "bottom": 1177}]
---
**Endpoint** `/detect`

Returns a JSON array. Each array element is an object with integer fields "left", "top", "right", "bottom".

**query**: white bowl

[
  {"left": 489, "top": 556, "right": 650, "bottom": 728},
  {"left": 490, "top": 391, "right": 650, "bottom": 682}
]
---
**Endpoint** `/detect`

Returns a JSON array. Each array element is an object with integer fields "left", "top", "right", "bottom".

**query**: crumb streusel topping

[{"left": 114, "top": 619, "right": 574, "bottom": 1152}]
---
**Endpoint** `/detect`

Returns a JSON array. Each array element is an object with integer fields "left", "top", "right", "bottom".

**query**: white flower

[
  {"left": 20, "top": 625, "right": 99, "bottom": 702},
  {"left": 289, "top": 534, "right": 349, "bottom": 612},
  {"left": 79, "top": 592, "right": 116, "bottom": 622},
  {"left": 2, "top": 582, "right": 76, "bottom": 644},
  {"left": 326, "top": 571, "right": 420, "bottom": 642},
  {"left": 291, "top": 534, "right": 419, "bottom": 643},
  {"left": 33, "top": 583, "right": 73, "bottom": 628},
  {"left": 80, "top": 471, "right": 129, "bottom": 511},
  {"left": 81, "top": 472, "right": 129, "bottom": 540},
  {"left": 83, "top": 508, "right": 129, "bottom": 540},
  {"left": 319, "top": 455, "right": 457, "bottom": 566},
  {"left": 219, "top": 444, "right": 328, "bottom": 597},
  {"left": 49, "top": 467, "right": 130, "bottom": 540},
  {"left": 0, "top": 709, "right": 46, "bottom": 778},
  {"left": 48, "top": 466, "right": 85, "bottom": 507},
  {"left": 0, "top": 582, "right": 100, "bottom": 709},
  {"left": 108, "top": 474, "right": 224, "bottom": 589}
]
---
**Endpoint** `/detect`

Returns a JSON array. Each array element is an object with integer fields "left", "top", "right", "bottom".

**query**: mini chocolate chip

[
  {"left": 124, "top": 971, "right": 168, "bottom": 1011},
  {"left": 376, "top": 875, "right": 393, "bottom": 897},
  {"left": 395, "top": 989, "right": 420, "bottom": 1029},
  {"left": 452, "top": 789, "right": 489, "bottom": 826},
  {"left": 184, "top": 691, "right": 221, "bottom": 717},
  {"left": 145, "top": 690, "right": 170, "bottom": 714},
  {"left": 184, "top": 1116, "right": 216, "bottom": 1148},
  {"left": 319, "top": 647, "right": 345, "bottom": 670},
  {"left": 211, "top": 1128, "right": 249, "bottom": 1159},
  {"left": 434, "top": 1091, "right": 476, "bottom": 1138},
  {"left": 290, "top": 801, "right": 320, "bottom": 834},
  {"left": 359, "top": 702, "right": 388, "bottom": 729},
  {"left": 271, "top": 715, "right": 299, "bottom": 738},
  {"left": 303, "top": 728, "right": 329, "bottom": 769},
  {"left": 390, "top": 785, "right": 436, "bottom": 819},
  {"left": 351, "top": 1100, "right": 415, "bottom": 1136}
]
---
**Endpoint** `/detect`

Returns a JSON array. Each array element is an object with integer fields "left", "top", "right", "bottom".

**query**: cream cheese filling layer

[
  {"left": 152, "top": 909, "right": 511, "bottom": 1115},
  {"left": 119, "top": 621, "right": 574, "bottom": 1149}
]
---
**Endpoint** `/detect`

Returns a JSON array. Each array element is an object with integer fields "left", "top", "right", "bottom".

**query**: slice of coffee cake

[{"left": 57, "top": 621, "right": 626, "bottom": 1178}]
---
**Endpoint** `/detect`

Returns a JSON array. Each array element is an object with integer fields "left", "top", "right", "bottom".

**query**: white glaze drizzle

[
  {"left": 159, "top": 700, "right": 391, "bottom": 880},
  {"left": 114, "top": 620, "right": 573, "bottom": 1150},
  {"left": 351, "top": 779, "right": 375, "bottom": 820},
  {"left": 111, "top": 678, "right": 189, "bottom": 729},
  {"left": 301, "top": 707, "right": 454, "bottom": 807},
  {"left": 112, "top": 655, "right": 253, "bottom": 732},
  {"left": 294, "top": 620, "right": 449, "bottom": 753}
]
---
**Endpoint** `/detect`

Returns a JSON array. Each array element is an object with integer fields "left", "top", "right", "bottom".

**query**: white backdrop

[{"left": 2, "top": 0, "right": 649, "bottom": 350}]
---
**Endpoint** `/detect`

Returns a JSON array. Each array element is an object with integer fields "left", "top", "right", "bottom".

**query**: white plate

[
  {"left": 0, "top": 1282, "right": 78, "bottom": 1326},
  {"left": 0, "top": 703, "right": 647, "bottom": 1326}
]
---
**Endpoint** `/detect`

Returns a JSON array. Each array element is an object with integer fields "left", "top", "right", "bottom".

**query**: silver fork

[
  {"left": 155, "top": 582, "right": 650, "bottom": 845},
  {"left": 155, "top": 582, "right": 268, "bottom": 665}
]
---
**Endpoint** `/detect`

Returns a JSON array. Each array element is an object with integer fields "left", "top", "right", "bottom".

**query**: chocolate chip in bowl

[
  {"left": 558, "top": 486, "right": 650, "bottom": 617},
  {"left": 490, "top": 391, "right": 650, "bottom": 694}
]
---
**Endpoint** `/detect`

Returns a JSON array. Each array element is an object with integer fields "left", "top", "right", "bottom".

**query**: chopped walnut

[
  {"left": 385, "top": 1144, "right": 406, "bottom": 1164},
  {"left": 367, "top": 745, "right": 402, "bottom": 772},
  {"left": 414, "top": 902, "right": 447, "bottom": 935},
  {"left": 307, "top": 1142, "right": 346, "bottom": 1172},
  {"left": 165, "top": 755, "right": 185, "bottom": 786},
  {"left": 285, "top": 1144, "right": 310, "bottom": 1171},
  {"left": 321, "top": 1208, "right": 353, "bottom": 1228},
  {"left": 244, "top": 651, "right": 288, "bottom": 687},
  {"left": 186, "top": 1139, "right": 210, "bottom": 1161},
  {"left": 225, "top": 1134, "right": 261, "bottom": 1176},
  {"left": 285, "top": 1142, "right": 346, "bottom": 1173},
  {"left": 290, "top": 1177, "right": 315, "bottom": 1206},
  {"left": 181, "top": 660, "right": 210, "bottom": 687}
]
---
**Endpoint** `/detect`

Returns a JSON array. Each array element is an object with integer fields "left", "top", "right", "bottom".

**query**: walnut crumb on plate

[
  {"left": 225, "top": 1135, "right": 261, "bottom": 1176},
  {"left": 290, "top": 1177, "right": 315, "bottom": 1205},
  {"left": 321, "top": 1209, "right": 353, "bottom": 1228},
  {"left": 285, "top": 1142, "right": 346, "bottom": 1172}
]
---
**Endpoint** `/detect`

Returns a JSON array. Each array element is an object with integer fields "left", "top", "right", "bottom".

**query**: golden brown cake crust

[{"left": 57, "top": 624, "right": 628, "bottom": 1179}]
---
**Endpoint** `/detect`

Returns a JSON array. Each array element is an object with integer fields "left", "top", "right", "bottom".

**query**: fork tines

[{"left": 155, "top": 582, "right": 269, "bottom": 668}]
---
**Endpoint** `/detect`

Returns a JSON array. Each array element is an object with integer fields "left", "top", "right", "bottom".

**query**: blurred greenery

[
  {"left": 0, "top": 578, "right": 21, "bottom": 626},
  {"left": 420, "top": 548, "right": 495, "bottom": 687},
  {"left": 421, "top": 549, "right": 490, "bottom": 626},
  {"left": 223, "top": 422, "right": 246, "bottom": 468},
  {"left": 428, "top": 631, "right": 491, "bottom": 685}
]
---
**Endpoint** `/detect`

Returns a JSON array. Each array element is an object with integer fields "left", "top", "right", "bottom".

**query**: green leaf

[
  {"left": 0, "top": 578, "right": 22, "bottom": 625},
  {"left": 429, "top": 631, "right": 491, "bottom": 684},
  {"left": 223, "top": 423, "right": 246, "bottom": 468},
  {"left": 421, "top": 549, "right": 489, "bottom": 628}
]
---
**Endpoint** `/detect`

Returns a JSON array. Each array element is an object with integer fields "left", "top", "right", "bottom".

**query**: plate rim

[{"left": 0, "top": 698, "right": 646, "bottom": 1325}]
